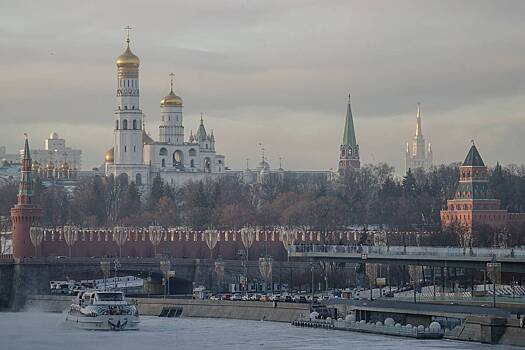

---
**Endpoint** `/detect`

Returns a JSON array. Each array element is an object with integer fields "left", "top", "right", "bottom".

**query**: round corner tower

[{"left": 10, "top": 135, "right": 42, "bottom": 258}]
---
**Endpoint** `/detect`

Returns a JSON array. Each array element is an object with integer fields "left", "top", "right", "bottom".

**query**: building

[
  {"left": 405, "top": 103, "right": 432, "bottom": 172},
  {"left": 10, "top": 136, "right": 42, "bottom": 258},
  {"left": 24, "top": 132, "right": 82, "bottom": 172},
  {"left": 440, "top": 142, "right": 525, "bottom": 233},
  {"left": 338, "top": 94, "right": 360, "bottom": 173},
  {"left": 0, "top": 146, "right": 19, "bottom": 164},
  {"left": 105, "top": 33, "right": 225, "bottom": 189},
  {"left": 239, "top": 152, "right": 332, "bottom": 186}
]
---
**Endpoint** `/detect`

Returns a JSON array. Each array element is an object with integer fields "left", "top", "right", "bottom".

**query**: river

[{"left": 0, "top": 312, "right": 519, "bottom": 350}]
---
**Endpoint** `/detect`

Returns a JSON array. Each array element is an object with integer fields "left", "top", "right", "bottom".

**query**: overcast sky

[{"left": 1, "top": 1, "right": 524, "bottom": 173}]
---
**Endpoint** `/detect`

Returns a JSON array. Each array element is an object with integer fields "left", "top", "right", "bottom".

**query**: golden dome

[
  {"left": 116, "top": 44, "right": 140, "bottom": 68},
  {"left": 160, "top": 90, "right": 183, "bottom": 107},
  {"left": 46, "top": 161, "right": 55, "bottom": 170},
  {"left": 105, "top": 147, "right": 114, "bottom": 163}
]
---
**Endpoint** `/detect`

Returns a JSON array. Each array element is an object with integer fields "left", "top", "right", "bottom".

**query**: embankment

[{"left": 24, "top": 294, "right": 309, "bottom": 323}]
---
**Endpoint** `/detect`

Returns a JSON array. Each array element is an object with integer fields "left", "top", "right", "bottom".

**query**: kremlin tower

[
  {"left": 405, "top": 103, "right": 433, "bottom": 172},
  {"left": 338, "top": 94, "right": 360, "bottom": 173},
  {"left": 10, "top": 135, "right": 42, "bottom": 258}
]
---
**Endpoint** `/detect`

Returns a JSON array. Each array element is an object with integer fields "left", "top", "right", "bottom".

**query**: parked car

[{"left": 231, "top": 294, "right": 242, "bottom": 301}]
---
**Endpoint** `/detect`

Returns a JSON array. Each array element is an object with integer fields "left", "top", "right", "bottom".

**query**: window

[
  {"left": 159, "top": 148, "right": 168, "bottom": 156},
  {"left": 190, "top": 159, "right": 194, "bottom": 168},
  {"left": 133, "top": 120, "right": 137, "bottom": 130},
  {"left": 123, "top": 119, "right": 128, "bottom": 130},
  {"left": 115, "top": 120, "right": 119, "bottom": 130},
  {"left": 135, "top": 173, "right": 142, "bottom": 185},
  {"left": 162, "top": 159, "right": 166, "bottom": 167},
  {"left": 124, "top": 146, "right": 127, "bottom": 152},
  {"left": 189, "top": 148, "right": 196, "bottom": 156},
  {"left": 133, "top": 146, "right": 136, "bottom": 152}
]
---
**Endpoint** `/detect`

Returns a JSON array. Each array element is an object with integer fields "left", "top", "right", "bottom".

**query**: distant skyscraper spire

[{"left": 405, "top": 102, "right": 432, "bottom": 172}]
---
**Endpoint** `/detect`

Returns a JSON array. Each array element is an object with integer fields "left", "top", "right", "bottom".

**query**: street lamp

[
  {"left": 148, "top": 225, "right": 164, "bottom": 257},
  {"left": 487, "top": 255, "right": 501, "bottom": 308},
  {"left": 29, "top": 226, "right": 44, "bottom": 257},
  {"left": 310, "top": 262, "right": 315, "bottom": 307},
  {"left": 62, "top": 225, "right": 78, "bottom": 257},
  {"left": 160, "top": 260, "right": 171, "bottom": 298},
  {"left": 100, "top": 261, "right": 111, "bottom": 290},
  {"left": 113, "top": 226, "right": 129, "bottom": 258},
  {"left": 215, "top": 259, "right": 225, "bottom": 294}
]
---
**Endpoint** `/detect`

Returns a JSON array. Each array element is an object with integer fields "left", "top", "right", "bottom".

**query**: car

[
  {"left": 259, "top": 295, "right": 270, "bottom": 302},
  {"left": 209, "top": 295, "right": 220, "bottom": 301},
  {"left": 241, "top": 294, "right": 250, "bottom": 301},
  {"left": 231, "top": 294, "right": 242, "bottom": 301},
  {"left": 284, "top": 295, "right": 293, "bottom": 303},
  {"left": 221, "top": 294, "right": 231, "bottom": 301}
]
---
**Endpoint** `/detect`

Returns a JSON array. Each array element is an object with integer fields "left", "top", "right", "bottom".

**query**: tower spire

[
  {"left": 169, "top": 72, "right": 175, "bottom": 93},
  {"left": 342, "top": 93, "right": 357, "bottom": 147},
  {"left": 124, "top": 25, "right": 132, "bottom": 44},
  {"left": 415, "top": 102, "right": 422, "bottom": 137}
]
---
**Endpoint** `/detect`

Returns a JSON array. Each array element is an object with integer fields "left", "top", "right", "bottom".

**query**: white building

[
  {"left": 21, "top": 132, "right": 82, "bottom": 171},
  {"left": 0, "top": 146, "right": 19, "bottom": 164},
  {"left": 405, "top": 103, "right": 433, "bottom": 172},
  {"left": 105, "top": 34, "right": 225, "bottom": 189}
]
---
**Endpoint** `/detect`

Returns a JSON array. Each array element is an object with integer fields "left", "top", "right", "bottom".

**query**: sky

[{"left": 0, "top": 0, "right": 524, "bottom": 173}]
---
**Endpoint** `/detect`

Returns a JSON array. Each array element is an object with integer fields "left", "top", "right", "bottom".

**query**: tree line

[{"left": 0, "top": 162, "right": 524, "bottom": 247}]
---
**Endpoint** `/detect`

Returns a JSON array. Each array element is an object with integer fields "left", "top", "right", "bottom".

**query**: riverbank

[
  {"left": 21, "top": 294, "right": 525, "bottom": 347},
  {"left": 24, "top": 294, "right": 309, "bottom": 323}
]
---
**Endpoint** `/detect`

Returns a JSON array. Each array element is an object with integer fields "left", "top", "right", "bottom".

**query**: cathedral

[
  {"left": 405, "top": 103, "right": 433, "bottom": 172},
  {"left": 104, "top": 33, "right": 225, "bottom": 189}
]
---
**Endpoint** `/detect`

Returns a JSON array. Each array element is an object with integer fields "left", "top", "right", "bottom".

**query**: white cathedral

[{"left": 105, "top": 34, "right": 225, "bottom": 189}]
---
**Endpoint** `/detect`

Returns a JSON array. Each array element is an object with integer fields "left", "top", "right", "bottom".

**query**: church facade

[
  {"left": 405, "top": 103, "right": 432, "bottom": 172},
  {"left": 105, "top": 35, "right": 225, "bottom": 189}
]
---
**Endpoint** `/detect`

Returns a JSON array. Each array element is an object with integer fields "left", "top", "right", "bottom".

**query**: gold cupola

[
  {"left": 116, "top": 44, "right": 140, "bottom": 68},
  {"left": 105, "top": 147, "right": 114, "bottom": 164},
  {"left": 160, "top": 73, "right": 183, "bottom": 107}
]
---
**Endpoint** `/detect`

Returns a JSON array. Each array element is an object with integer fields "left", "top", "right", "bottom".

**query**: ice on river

[{"left": 0, "top": 312, "right": 519, "bottom": 350}]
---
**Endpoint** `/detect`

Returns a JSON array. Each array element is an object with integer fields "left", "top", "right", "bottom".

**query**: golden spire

[{"left": 160, "top": 73, "right": 183, "bottom": 107}]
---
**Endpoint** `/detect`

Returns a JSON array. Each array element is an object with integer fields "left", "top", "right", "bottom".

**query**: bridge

[{"left": 289, "top": 245, "right": 525, "bottom": 273}]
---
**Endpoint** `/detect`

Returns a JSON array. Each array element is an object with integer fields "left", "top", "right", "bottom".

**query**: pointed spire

[
  {"left": 23, "top": 133, "right": 31, "bottom": 160},
  {"left": 342, "top": 93, "right": 357, "bottom": 147},
  {"left": 169, "top": 72, "right": 175, "bottom": 93},
  {"left": 415, "top": 102, "right": 423, "bottom": 137},
  {"left": 124, "top": 25, "right": 132, "bottom": 44},
  {"left": 200, "top": 112, "right": 204, "bottom": 125}
]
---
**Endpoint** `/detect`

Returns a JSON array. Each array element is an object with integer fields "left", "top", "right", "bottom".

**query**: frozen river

[{"left": 0, "top": 312, "right": 519, "bottom": 350}]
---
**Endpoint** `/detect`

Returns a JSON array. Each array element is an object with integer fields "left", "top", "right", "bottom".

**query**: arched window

[
  {"left": 173, "top": 150, "right": 183, "bottom": 168},
  {"left": 135, "top": 173, "right": 142, "bottom": 185},
  {"left": 159, "top": 148, "right": 168, "bottom": 156},
  {"left": 133, "top": 119, "right": 137, "bottom": 130},
  {"left": 123, "top": 119, "right": 128, "bottom": 130},
  {"left": 189, "top": 148, "right": 196, "bottom": 156},
  {"left": 162, "top": 159, "right": 166, "bottom": 167},
  {"left": 190, "top": 159, "right": 195, "bottom": 168},
  {"left": 115, "top": 120, "right": 119, "bottom": 130},
  {"left": 118, "top": 173, "right": 129, "bottom": 187}
]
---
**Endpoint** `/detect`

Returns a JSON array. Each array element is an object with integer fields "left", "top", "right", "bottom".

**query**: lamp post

[
  {"left": 100, "top": 261, "right": 111, "bottom": 290},
  {"left": 310, "top": 262, "right": 315, "bottom": 308},
  {"left": 29, "top": 226, "right": 44, "bottom": 257},
  {"left": 62, "top": 225, "right": 78, "bottom": 257},
  {"left": 148, "top": 225, "right": 164, "bottom": 257},
  {"left": 259, "top": 257, "right": 273, "bottom": 293},
  {"left": 113, "top": 226, "right": 129, "bottom": 258},
  {"left": 240, "top": 226, "right": 256, "bottom": 295},
  {"left": 215, "top": 259, "right": 225, "bottom": 294},
  {"left": 487, "top": 255, "right": 501, "bottom": 308},
  {"left": 160, "top": 260, "right": 171, "bottom": 299}
]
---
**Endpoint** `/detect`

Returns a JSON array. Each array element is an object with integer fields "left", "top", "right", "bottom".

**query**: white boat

[{"left": 65, "top": 290, "right": 140, "bottom": 331}]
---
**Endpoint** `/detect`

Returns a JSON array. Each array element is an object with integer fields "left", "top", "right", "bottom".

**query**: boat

[{"left": 65, "top": 290, "right": 140, "bottom": 330}]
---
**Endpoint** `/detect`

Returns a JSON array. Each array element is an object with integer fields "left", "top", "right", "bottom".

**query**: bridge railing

[{"left": 289, "top": 245, "right": 525, "bottom": 259}]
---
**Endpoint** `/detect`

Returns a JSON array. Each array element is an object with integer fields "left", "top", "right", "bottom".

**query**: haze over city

[{"left": 1, "top": 0, "right": 525, "bottom": 172}]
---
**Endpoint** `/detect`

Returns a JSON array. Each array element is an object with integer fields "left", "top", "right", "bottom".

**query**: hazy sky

[{"left": 1, "top": 1, "right": 524, "bottom": 173}]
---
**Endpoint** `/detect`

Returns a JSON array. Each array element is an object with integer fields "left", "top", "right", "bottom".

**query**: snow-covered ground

[{"left": 0, "top": 312, "right": 518, "bottom": 350}]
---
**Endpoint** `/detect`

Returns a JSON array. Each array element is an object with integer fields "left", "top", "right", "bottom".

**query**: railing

[{"left": 289, "top": 245, "right": 525, "bottom": 259}]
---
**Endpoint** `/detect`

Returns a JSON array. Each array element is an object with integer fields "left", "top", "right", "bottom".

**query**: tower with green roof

[{"left": 338, "top": 94, "right": 360, "bottom": 173}]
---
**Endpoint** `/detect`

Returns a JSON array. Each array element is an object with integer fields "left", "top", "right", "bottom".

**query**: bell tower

[{"left": 11, "top": 134, "right": 42, "bottom": 258}]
